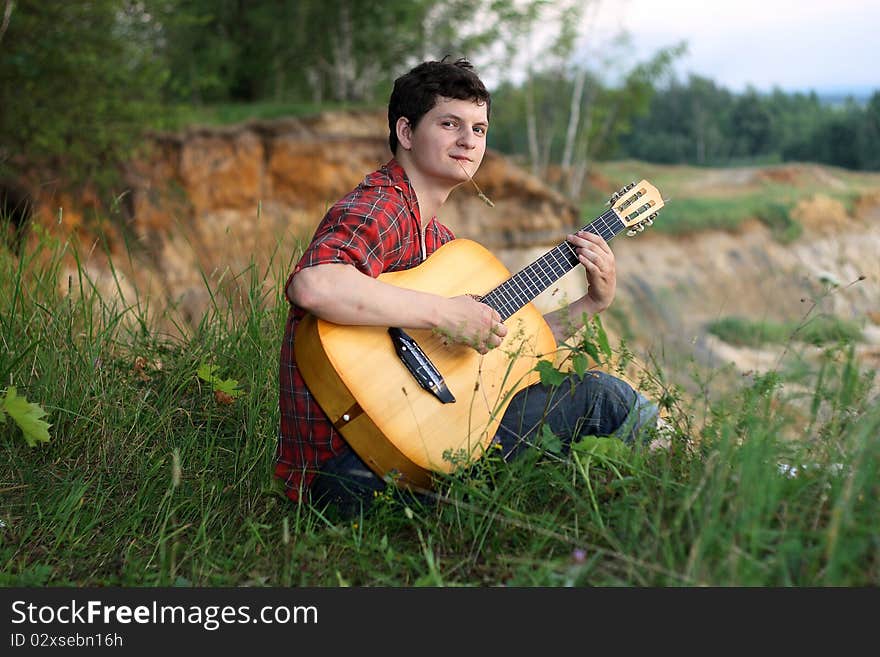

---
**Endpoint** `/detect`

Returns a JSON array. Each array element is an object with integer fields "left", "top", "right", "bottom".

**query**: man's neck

[{"left": 397, "top": 157, "right": 456, "bottom": 226}]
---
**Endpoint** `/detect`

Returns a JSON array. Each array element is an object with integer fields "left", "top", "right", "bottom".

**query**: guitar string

[
  {"left": 489, "top": 207, "right": 625, "bottom": 315},
  {"left": 487, "top": 208, "right": 626, "bottom": 319}
]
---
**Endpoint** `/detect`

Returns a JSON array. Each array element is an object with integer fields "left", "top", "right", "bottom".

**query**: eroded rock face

[
  {"left": 116, "top": 110, "right": 580, "bottom": 325},
  {"left": 131, "top": 111, "right": 579, "bottom": 242}
]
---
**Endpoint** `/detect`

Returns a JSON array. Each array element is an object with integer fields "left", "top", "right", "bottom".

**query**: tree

[
  {"left": 0, "top": 1, "right": 167, "bottom": 190},
  {"left": 489, "top": 32, "right": 684, "bottom": 197},
  {"left": 619, "top": 74, "right": 734, "bottom": 165},
  {"left": 479, "top": 0, "right": 684, "bottom": 197},
  {"left": 858, "top": 91, "right": 880, "bottom": 170},
  {"left": 729, "top": 89, "right": 774, "bottom": 158},
  {"left": 562, "top": 42, "right": 685, "bottom": 197},
  {"left": 151, "top": 0, "right": 548, "bottom": 105}
]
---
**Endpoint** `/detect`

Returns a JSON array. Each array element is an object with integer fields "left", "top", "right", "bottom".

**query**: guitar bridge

[{"left": 388, "top": 328, "right": 455, "bottom": 404}]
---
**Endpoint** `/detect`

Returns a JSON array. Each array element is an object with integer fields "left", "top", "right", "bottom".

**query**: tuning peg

[
  {"left": 607, "top": 191, "right": 620, "bottom": 205},
  {"left": 644, "top": 216, "right": 654, "bottom": 226},
  {"left": 626, "top": 222, "right": 644, "bottom": 236}
]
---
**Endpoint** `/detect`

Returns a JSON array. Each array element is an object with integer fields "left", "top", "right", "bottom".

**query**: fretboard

[{"left": 481, "top": 208, "right": 625, "bottom": 321}]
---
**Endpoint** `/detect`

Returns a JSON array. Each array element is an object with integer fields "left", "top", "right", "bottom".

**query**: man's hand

[
  {"left": 435, "top": 295, "right": 507, "bottom": 354},
  {"left": 566, "top": 230, "right": 617, "bottom": 314}
]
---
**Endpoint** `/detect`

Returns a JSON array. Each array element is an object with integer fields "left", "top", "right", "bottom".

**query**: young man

[{"left": 276, "top": 58, "right": 656, "bottom": 514}]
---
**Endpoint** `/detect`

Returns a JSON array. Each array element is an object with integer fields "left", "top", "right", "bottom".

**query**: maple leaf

[
  {"left": 196, "top": 364, "right": 243, "bottom": 399},
  {"left": 1, "top": 387, "right": 52, "bottom": 447}
]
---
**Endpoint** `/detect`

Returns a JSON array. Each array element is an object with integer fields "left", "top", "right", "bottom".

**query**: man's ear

[{"left": 396, "top": 117, "right": 413, "bottom": 151}]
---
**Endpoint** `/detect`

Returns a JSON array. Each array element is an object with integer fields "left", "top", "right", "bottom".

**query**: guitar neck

[{"left": 481, "top": 208, "right": 626, "bottom": 321}]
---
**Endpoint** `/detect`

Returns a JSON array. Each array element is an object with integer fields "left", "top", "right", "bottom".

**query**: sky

[{"left": 573, "top": 0, "right": 880, "bottom": 95}]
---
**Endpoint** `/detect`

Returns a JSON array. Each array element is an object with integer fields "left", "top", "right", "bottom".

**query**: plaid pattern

[{"left": 276, "top": 159, "right": 456, "bottom": 502}]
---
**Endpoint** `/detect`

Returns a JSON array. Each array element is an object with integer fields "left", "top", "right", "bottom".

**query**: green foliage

[
  {"left": 617, "top": 75, "right": 880, "bottom": 171},
  {"left": 649, "top": 196, "right": 758, "bottom": 234},
  {"left": 537, "top": 425, "right": 563, "bottom": 456},
  {"left": 150, "top": 0, "right": 544, "bottom": 105},
  {"left": 488, "top": 43, "right": 686, "bottom": 174},
  {"left": 158, "top": 100, "right": 369, "bottom": 131},
  {"left": 708, "top": 315, "right": 863, "bottom": 348},
  {"left": 756, "top": 203, "right": 803, "bottom": 244},
  {"left": 196, "top": 363, "right": 244, "bottom": 398},
  {"left": 534, "top": 360, "right": 567, "bottom": 388},
  {"left": 708, "top": 316, "right": 787, "bottom": 347},
  {"left": 580, "top": 313, "right": 613, "bottom": 365},
  {"left": 622, "top": 193, "right": 806, "bottom": 239},
  {"left": 0, "top": 1, "right": 168, "bottom": 187},
  {"left": 571, "top": 435, "right": 632, "bottom": 463},
  {"left": 0, "top": 387, "right": 52, "bottom": 447},
  {"left": 796, "top": 315, "right": 864, "bottom": 346}
]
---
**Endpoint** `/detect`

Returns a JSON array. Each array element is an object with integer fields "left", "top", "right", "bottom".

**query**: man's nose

[{"left": 457, "top": 127, "right": 477, "bottom": 148}]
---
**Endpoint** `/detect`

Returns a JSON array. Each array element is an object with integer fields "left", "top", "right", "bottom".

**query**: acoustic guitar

[{"left": 295, "top": 180, "right": 665, "bottom": 490}]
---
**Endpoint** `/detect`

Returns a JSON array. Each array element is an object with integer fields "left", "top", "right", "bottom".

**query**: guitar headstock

[{"left": 608, "top": 180, "right": 665, "bottom": 236}]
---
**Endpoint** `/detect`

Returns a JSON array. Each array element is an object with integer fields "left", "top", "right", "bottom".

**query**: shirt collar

[{"left": 363, "top": 158, "right": 422, "bottom": 224}]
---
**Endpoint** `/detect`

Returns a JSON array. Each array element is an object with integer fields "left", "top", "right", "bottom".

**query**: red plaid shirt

[{"left": 276, "top": 159, "right": 456, "bottom": 502}]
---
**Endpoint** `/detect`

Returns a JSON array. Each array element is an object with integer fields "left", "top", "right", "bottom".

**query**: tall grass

[{"left": 1, "top": 226, "right": 877, "bottom": 586}]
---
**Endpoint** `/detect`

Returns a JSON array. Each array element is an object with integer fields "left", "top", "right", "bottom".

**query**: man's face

[{"left": 402, "top": 96, "right": 489, "bottom": 187}]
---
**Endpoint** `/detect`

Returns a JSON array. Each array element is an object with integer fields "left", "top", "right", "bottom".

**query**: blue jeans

[{"left": 309, "top": 371, "right": 658, "bottom": 517}]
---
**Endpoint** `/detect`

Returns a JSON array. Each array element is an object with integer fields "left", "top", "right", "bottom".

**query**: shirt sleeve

[{"left": 293, "top": 191, "right": 403, "bottom": 280}]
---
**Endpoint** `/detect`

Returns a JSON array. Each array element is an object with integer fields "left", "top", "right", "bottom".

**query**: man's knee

[
  {"left": 615, "top": 391, "right": 660, "bottom": 444},
  {"left": 579, "top": 371, "right": 657, "bottom": 442}
]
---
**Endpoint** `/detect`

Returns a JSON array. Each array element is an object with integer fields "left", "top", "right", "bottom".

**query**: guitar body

[{"left": 294, "top": 238, "right": 557, "bottom": 490}]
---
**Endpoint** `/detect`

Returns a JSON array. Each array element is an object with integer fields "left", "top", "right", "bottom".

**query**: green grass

[
  {"left": 583, "top": 159, "right": 875, "bottom": 238},
  {"left": 654, "top": 196, "right": 800, "bottom": 237},
  {"left": 581, "top": 190, "right": 803, "bottom": 238},
  {"left": 708, "top": 315, "right": 864, "bottom": 348},
  {"left": 156, "top": 100, "right": 379, "bottom": 131},
  {"left": 1, "top": 227, "right": 878, "bottom": 586}
]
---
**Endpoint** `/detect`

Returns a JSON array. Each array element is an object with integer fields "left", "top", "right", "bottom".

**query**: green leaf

[
  {"left": 572, "top": 353, "right": 589, "bottom": 378},
  {"left": 197, "top": 364, "right": 243, "bottom": 398},
  {"left": 581, "top": 340, "right": 600, "bottom": 364},
  {"left": 539, "top": 425, "right": 563, "bottom": 455},
  {"left": 594, "top": 315, "right": 612, "bottom": 360},
  {"left": 571, "top": 435, "right": 630, "bottom": 461},
  {"left": 197, "top": 363, "right": 218, "bottom": 381},
  {"left": 1, "top": 387, "right": 51, "bottom": 447},
  {"left": 534, "top": 360, "right": 566, "bottom": 387}
]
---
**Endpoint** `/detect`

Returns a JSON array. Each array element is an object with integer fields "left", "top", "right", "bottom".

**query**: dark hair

[{"left": 387, "top": 57, "right": 491, "bottom": 154}]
